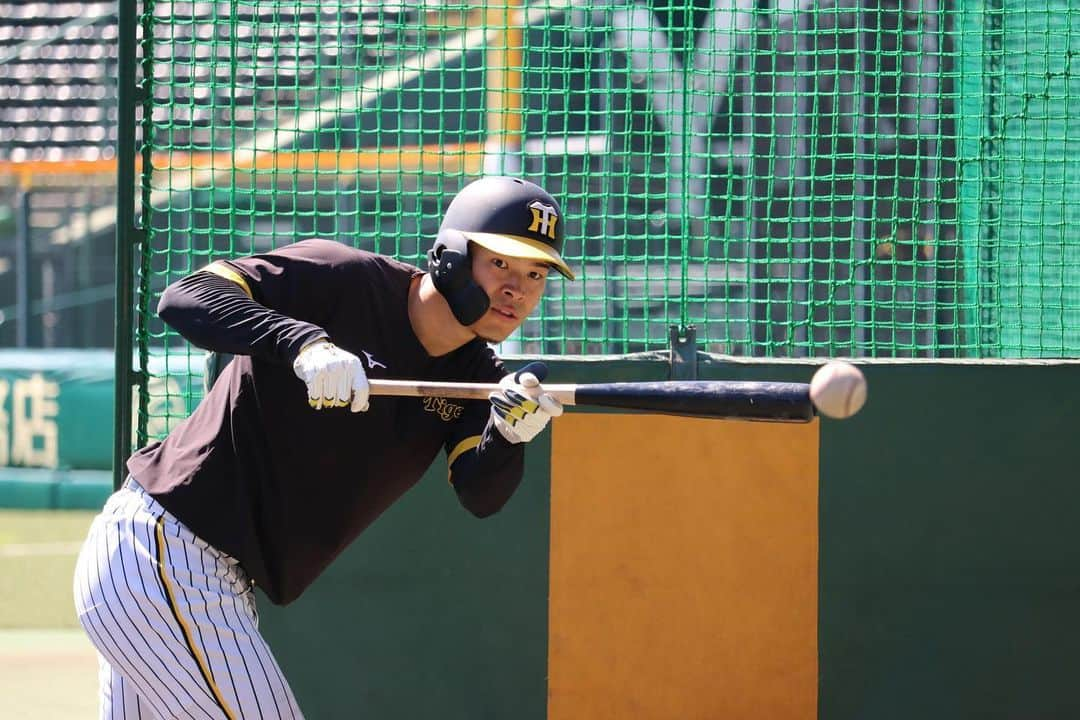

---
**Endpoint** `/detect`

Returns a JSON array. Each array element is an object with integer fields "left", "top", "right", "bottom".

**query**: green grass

[
  {"left": 0, "top": 510, "right": 99, "bottom": 718},
  {"left": 0, "top": 509, "right": 96, "bottom": 628}
]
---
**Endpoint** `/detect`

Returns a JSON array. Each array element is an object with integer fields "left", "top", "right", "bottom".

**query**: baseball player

[{"left": 72, "top": 176, "right": 574, "bottom": 718}]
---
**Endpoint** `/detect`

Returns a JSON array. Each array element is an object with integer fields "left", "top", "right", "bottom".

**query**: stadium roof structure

[
  {"left": 42, "top": 0, "right": 575, "bottom": 247},
  {"left": 0, "top": 0, "right": 119, "bottom": 164}
]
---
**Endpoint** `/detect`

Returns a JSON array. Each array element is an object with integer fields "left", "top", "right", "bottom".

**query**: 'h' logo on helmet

[{"left": 527, "top": 201, "right": 559, "bottom": 240}]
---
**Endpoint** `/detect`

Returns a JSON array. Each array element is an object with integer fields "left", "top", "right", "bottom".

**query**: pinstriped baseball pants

[{"left": 73, "top": 478, "right": 304, "bottom": 719}]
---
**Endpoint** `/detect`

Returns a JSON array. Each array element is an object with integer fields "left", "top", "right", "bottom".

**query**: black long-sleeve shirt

[{"left": 127, "top": 239, "right": 524, "bottom": 605}]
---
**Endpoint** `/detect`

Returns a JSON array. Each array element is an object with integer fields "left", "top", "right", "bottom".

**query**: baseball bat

[{"left": 368, "top": 379, "right": 815, "bottom": 422}]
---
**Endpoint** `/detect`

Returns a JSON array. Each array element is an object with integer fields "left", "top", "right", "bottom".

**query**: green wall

[
  {"left": 261, "top": 358, "right": 1080, "bottom": 720},
  {"left": 818, "top": 364, "right": 1080, "bottom": 720},
  {"left": 2, "top": 351, "right": 1076, "bottom": 717},
  {"left": 0, "top": 350, "right": 114, "bottom": 471},
  {"left": 257, "top": 439, "right": 551, "bottom": 720},
  {"left": 703, "top": 359, "right": 1080, "bottom": 719}
]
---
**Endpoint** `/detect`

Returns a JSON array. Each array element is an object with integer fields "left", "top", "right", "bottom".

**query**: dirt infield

[{"left": 0, "top": 629, "right": 98, "bottom": 718}]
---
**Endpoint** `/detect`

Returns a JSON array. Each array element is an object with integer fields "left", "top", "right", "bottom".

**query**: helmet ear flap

[
  {"left": 428, "top": 229, "right": 490, "bottom": 326},
  {"left": 428, "top": 229, "right": 470, "bottom": 291}
]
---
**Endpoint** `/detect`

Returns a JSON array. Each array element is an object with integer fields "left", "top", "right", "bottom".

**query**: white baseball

[{"left": 809, "top": 361, "right": 867, "bottom": 419}]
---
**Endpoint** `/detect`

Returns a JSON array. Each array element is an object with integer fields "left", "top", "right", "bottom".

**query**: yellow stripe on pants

[{"left": 155, "top": 516, "right": 239, "bottom": 720}]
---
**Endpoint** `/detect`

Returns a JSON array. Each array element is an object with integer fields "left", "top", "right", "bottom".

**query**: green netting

[
  {"left": 128, "top": 0, "right": 1080, "bottom": 438},
  {"left": 958, "top": 0, "right": 1080, "bottom": 356}
]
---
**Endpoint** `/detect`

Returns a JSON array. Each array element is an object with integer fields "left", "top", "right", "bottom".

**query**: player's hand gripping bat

[{"left": 368, "top": 378, "right": 815, "bottom": 422}]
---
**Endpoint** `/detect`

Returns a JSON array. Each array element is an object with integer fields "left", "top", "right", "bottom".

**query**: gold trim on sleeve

[
  {"left": 448, "top": 435, "right": 482, "bottom": 467},
  {"left": 446, "top": 435, "right": 483, "bottom": 485},
  {"left": 201, "top": 262, "right": 253, "bottom": 299}
]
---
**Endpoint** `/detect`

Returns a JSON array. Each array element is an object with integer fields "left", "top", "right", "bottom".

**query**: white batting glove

[
  {"left": 292, "top": 340, "right": 370, "bottom": 412},
  {"left": 489, "top": 362, "right": 563, "bottom": 444}
]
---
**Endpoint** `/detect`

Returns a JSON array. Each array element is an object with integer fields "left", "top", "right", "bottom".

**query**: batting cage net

[{"left": 121, "top": 0, "right": 1079, "bottom": 441}]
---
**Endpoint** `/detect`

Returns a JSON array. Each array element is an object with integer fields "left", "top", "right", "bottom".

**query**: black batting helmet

[{"left": 428, "top": 176, "right": 575, "bottom": 326}]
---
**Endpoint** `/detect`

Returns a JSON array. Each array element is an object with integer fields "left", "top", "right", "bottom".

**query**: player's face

[{"left": 468, "top": 245, "right": 550, "bottom": 343}]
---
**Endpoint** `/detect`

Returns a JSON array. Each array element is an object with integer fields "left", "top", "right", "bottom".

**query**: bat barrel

[{"left": 572, "top": 381, "right": 815, "bottom": 422}]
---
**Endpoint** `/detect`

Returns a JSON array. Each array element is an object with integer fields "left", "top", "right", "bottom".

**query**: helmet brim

[{"left": 464, "top": 232, "right": 576, "bottom": 281}]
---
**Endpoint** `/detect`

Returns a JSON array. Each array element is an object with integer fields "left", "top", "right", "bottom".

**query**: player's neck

[{"left": 408, "top": 274, "right": 476, "bottom": 357}]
